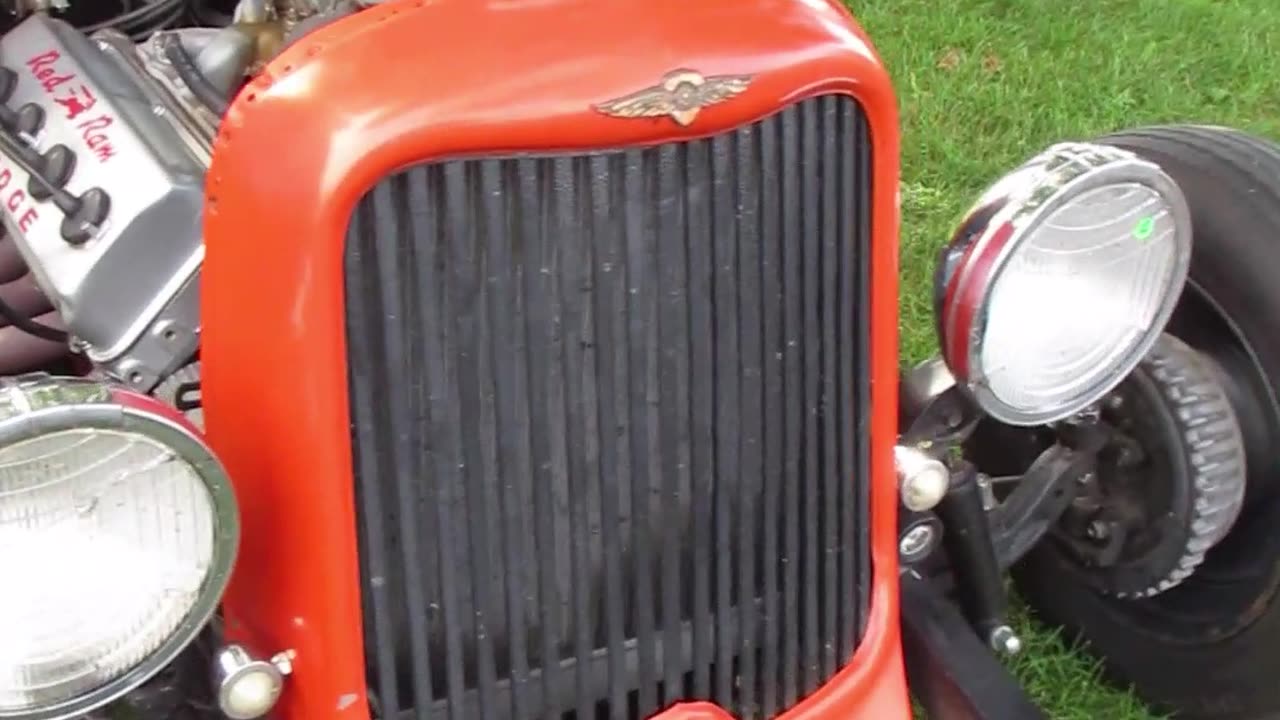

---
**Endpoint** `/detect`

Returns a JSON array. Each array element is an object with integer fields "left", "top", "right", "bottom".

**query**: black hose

[
  {"left": 83, "top": 0, "right": 185, "bottom": 38},
  {"left": 0, "top": 295, "right": 66, "bottom": 343},
  {"left": 159, "top": 32, "right": 230, "bottom": 116}
]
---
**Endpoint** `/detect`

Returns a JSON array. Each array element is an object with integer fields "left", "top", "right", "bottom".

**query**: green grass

[{"left": 847, "top": 0, "right": 1280, "bottom": 717}]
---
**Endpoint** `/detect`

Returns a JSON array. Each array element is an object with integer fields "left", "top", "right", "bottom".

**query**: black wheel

[{"left": 1013, "top": 125, "right": 1280, "bottom": 720}]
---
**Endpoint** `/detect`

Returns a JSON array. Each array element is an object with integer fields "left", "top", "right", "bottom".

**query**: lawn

[{"left": 848, "top": 0, "right": 1280, "bottom": 717}]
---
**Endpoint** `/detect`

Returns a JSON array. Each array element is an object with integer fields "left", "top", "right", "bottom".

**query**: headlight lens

[
  {"left": 0, "top": 376, "right": 237, "bottom": 719},
  {"left": 937, "top": 142, "right": 1192, "bottom": 425}
]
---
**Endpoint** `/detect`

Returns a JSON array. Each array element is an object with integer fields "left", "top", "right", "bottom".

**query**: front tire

[{"left": 1014, "top": 125, "right": 1280, "bottom": 720}]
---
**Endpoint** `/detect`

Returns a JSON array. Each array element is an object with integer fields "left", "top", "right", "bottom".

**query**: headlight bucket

[
  {"left": 936, "top": 142, "right": 1192, "bottom": 426},
  {"left": 0, "top": 374, "right": 238, "bottom": 720}
]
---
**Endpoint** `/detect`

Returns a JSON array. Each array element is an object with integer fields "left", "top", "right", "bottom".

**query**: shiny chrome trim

[
  {"left": 0, "top": 374, "right": 239, "bottom": 720},
  {"left": 937, "top": 142, "right": 1193, "bottom": 426}
]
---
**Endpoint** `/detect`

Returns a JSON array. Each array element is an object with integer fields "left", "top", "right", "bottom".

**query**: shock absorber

[{"left": 935, "top": 461, "right": 1021, "bottom": 655}]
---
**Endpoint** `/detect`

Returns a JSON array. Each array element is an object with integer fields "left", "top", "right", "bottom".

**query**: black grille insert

[{"left": 344, "top": 94, "right": 873, "bottom": 720}]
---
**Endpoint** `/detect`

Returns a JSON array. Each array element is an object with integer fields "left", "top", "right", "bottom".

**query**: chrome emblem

[{"left": 594, "top": 69, "right": 753, "bottom": 126}]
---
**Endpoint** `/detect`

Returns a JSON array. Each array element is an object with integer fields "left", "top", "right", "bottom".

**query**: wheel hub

[{"left": 1054, "top": 335, "right": 1247, "bottom": 598}]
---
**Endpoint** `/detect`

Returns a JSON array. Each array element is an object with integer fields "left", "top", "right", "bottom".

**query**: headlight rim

[
  {"left": 939, "top": 142, "right": 1193, "bottom": 426},
  {"left": 0, "top": 376, "right": 239, "bottom": 720}
]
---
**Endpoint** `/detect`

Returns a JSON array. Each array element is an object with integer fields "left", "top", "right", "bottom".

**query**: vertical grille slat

[
  {"left": 757, "top": 113, "right": 783, "bottom": 719},
  {"left": 835, "top": 107, "right": 858, "bottom": 666},
  {"left": 466, "top": 160, "right": 505, "bottom": 720},
  {"left": 799, "top": 97, "right": 823, "bottom": 699},
  {"left": 654, "top": 141, "right": 685, "bottom": 707},
  {"left": 516, "top": 157, "right": 564, "bottom": 720},
  {"left": 779, "top": 102, "right": 802, "bottom": 710},
  {"left": 848, "top": 108, "right": 873, "bottom": 666},
  {"left": 590, "top": 152, "right": 631, "bottom": 720},
  {"left": 416, "top": 164, "right": 469, "bottom": 720},
  {"left": 349, "top": 192, "right": 405, "bottom": 718},
  {"left": 347, "top": 94, "right": 872, "bottom": 720},
  {"left": 686, "top": 134, "right": 716, "bottom": 702},
  {"left": 379, "top": 179, "right": 441, "bottom": 715},
  {"left": 818, "top": 97, "right": 842, "bottom": 681},
  {"left": 733, "top": 123, "right": 762, "bottom": 718},
  {"left": 556, "top": 156, "right": 596, "bottom": 720},
  {"left": 709, "top": 129, "right": 737, "bottom": 710},
  {"left": 482, "top": 159, "right": 535, "bottom": 720},
  {"left": 623, "top": 148, "right": 661, "bottom": 720}
]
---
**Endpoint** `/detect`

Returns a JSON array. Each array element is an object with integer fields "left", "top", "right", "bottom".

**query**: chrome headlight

[
  {"left": 936, "top": 142, "right": 1192, "bottom": 426},
  {"left": 0, "top": 375, "right": 238, "bottom": 720}
]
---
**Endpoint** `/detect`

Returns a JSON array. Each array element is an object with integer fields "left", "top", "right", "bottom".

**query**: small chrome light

[
  {"left": 213, "top": 645, "right": 289, "bottom": 720},
  {"left": 935, "top": 142, "right": 1192, "bottom": 426},
  {"left": 894, "top": 445, "right": 950, "bottom": 511}
]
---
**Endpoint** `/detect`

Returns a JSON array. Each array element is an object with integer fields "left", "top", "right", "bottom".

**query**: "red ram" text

[{"left": 24, "top": 50, "right": 117, "bottom": 163}]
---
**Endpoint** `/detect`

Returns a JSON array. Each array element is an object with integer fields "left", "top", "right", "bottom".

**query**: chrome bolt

[
  {"left": 989, "top": 625, "right": 1022, "bottom": 655},
  {"left": 270, "top": 649, "right": 296, "bottom": 676},
  {"left": 1087, "top": 520, "right": 1111, "bottom": 540},
  {"left": 899, "top": 524, "right": 937, "bottom": 561},
  {"left": 1106, "top": 393, "right": 1125, "bottom": 410},
  {"left": 976, "top": 473, "right": 997, "bottom": 511},
  {"left": 1072, "top": 403, "right": 1102, "bottom": 424}
]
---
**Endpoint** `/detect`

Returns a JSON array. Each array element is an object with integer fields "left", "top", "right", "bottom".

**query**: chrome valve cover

[{"left": 0, "top": 13, "right": 209, "bottom": 390}]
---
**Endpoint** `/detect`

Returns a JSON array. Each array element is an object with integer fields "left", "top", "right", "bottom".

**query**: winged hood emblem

[{"left": 595, "top": 69, "right": 754, "bottom": 126}]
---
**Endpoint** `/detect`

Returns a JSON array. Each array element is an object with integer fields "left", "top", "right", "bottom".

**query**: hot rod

[{"left": 1, "top": 0, "right": 1279, "bottom": 719}]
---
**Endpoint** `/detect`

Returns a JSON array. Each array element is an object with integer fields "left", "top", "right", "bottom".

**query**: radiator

[{"left": 344, "top": 93, "right": 873, "bottom": 720}]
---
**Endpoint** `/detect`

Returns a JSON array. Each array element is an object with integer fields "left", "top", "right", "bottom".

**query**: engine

[{"left": 0, "top": 0, "right": 364, "bottom": 416}]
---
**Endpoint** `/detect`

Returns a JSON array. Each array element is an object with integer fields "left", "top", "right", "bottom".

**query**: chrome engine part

[
  {"left": 0, "top": 13, "right": 214, "bottom": 390},
  {"left": 0, "top": 0, "right": 364, "bottom": 391}
]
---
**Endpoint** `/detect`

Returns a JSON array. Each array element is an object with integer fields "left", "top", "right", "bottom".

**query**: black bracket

[
  {"left": 174, "top": 380, "right": 202, "bottom": 413},
  {"left": 899, "top": 359, "right": 984, "bottom": 454},
  {"left": 901, "top": 570, "right": 1048, "bottom": 720},
  {"left": 988, "top": 424, "right": 1108, "bottom": 569}
]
